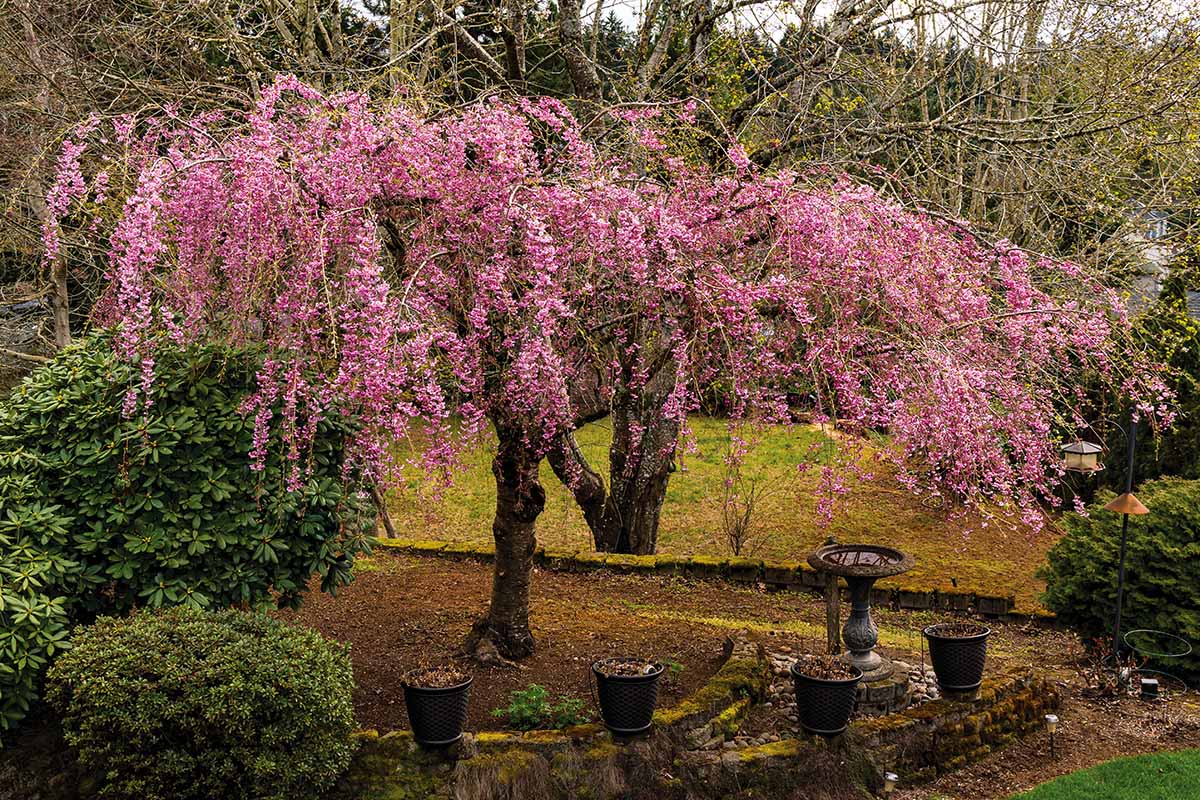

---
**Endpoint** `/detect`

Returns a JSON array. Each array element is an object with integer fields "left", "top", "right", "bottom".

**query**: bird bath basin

[{"left": 809, "top": 544, "right": 915, "bottom": 679}]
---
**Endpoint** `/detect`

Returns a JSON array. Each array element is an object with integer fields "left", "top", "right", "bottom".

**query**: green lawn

[
  {"left": 1011, "top": 750, "right": 1200, "bottom": 799},
  {"left": 387, "top": 417, "right": 1059, "bottom": 611}
]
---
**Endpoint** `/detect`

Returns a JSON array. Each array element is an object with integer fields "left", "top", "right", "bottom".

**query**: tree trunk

[
  {"left": 597, "top": 401, "right": 678, "bottom": 554},
  {"left": 547, "top": 398, "right": 680, "bottom": 556},
  {"left": 20, "top": 0, "right": 70, "bottom": 349},
  {"left": 825, "top": 573, "right": 841, "bottom": 654},
  {"left": 558, "top": 0, "right": 601, "bottom": 101},
  {"left": 465, "top": 423, "right": 544, "bottom": 662},
  {"left": 547, "top": 430, "right": 606, "bottom": 539}
]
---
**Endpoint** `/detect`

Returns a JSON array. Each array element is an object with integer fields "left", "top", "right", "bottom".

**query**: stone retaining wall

[
  {"left": 850, "top": 672, "right": 1061, "bottom": 783},
  {"left": 336, "top": 634, "right": 1058, "bottom": 799},
  {"left": 374, "top": 539, "right": 1029, "bottom": 617}
]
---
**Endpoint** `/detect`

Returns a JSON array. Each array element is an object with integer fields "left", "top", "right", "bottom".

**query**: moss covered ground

[{"left": 387, "top": 417, "right": 1059, "bottom": 611}]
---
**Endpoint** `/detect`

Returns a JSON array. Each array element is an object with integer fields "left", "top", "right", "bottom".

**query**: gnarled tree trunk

[
  {"left": 597, "top": 400, "right": 678, "bottom": 553},
  {"left": 549, "top": 394, "right": 679, "bottom": 556},
  {"left": 465, "top": 422, "right": 544, "bottom": 662}
]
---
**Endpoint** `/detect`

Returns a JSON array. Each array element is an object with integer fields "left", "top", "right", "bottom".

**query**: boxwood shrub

[
  {"left": 1040, "top": 477, "right": 1200, "bottom": 679},
  {"left": 0, "top": 333, "right": 373, "bottom": 733},
  {"left": 46, "top": 607, "right": 355, "bottom": 800}
]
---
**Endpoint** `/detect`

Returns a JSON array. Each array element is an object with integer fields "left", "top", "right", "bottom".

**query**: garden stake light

[
  {"left": 1045, "top": 714, "right": 1058, "bottom": 759},
  {"left": 882, "top": 772, "right": 899, "bottom": 796},
  {"left": 1102, "top": 415, "right": 1149, "bottom": 675}
]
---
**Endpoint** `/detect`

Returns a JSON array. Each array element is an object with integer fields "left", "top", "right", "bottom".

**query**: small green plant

[
  {"left": 46, "top": 607, "right": 355, "bottom": 800},
  {"left": 664, "top": 658, "right": 685, "bottom": 684},
  {"left": 490, "top": 684, "right": 591, "bottom": 730}
]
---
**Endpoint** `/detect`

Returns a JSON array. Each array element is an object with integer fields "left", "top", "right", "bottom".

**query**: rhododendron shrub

[{"left": 46, "top": 77, "right": 1169, "bottom": 659}]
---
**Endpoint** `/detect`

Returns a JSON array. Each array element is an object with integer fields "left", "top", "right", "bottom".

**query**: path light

[
  {"left": 882, "top": 772, "right": 899, "bottom": 795},
  {"left": 1061, "top": 440, "right": 1103, "bottom": 473},
  {"left": 1045, "top": 714, "right": 1058, "bottom": 758}
]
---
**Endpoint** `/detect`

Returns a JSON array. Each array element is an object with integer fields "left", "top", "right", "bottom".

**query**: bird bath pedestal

[{"left": 809, "top": 544, "right": 915, "bottom": 684}]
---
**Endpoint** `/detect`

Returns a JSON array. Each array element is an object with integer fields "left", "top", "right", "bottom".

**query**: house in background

[{"left": 1127, "top": 207, "right": 1178, "bottom": 312}]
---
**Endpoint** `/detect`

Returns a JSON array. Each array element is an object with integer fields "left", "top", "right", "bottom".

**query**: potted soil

[
  {"left": 592, "top": 657, "right": 664, "bottom": 735},
  {"left": 923, "top": 621, "right": 991, "bottom": 692},
  {"left": 401, "top": 664, "right": 473, "bottom": 746},
  {"left": 790, "top": 654, "right": 863, "bottom": 737}
]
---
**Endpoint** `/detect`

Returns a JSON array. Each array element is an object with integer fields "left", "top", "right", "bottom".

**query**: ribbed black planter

[
  {"left": 592, "top": 658, "right": 664, "bottom": 736},
  {"left": 790, "top": 661, "right": 863, "bottom": 737},
  {"left": 402, "top": 672, "right": 473, "bottom": 747},
  {"left": 924, "top": 623, "right": 991, "bottom": 692}
]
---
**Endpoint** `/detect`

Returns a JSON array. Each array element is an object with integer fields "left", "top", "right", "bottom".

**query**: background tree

[{"left": 0, "top": 0, "right": 387, "bottom": 355}]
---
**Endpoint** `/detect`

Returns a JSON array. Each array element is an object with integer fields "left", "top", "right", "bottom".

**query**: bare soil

[{"left": 275, "top": 552, "right": 729, "bottom": 731}]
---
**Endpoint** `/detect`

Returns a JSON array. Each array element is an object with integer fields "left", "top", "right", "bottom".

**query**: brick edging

[{"left": 373, "top": 538, "right": 1042, "bottom": 618}]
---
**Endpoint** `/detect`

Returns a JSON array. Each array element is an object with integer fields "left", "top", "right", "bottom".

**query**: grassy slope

[
  {"left": 387, "top": 417, "right": 1059, "bottom": 611},
  {"left": 1011, "top": 750, "right": 1200, "bottom": 799}
]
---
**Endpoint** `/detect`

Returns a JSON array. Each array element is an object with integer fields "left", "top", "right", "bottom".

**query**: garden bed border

[
  {"left": 374, "top": 538, "right": 1036, "bottom": 617},
  {"left": 340, "top": 630, "right": 1060, "bottom": 799}
]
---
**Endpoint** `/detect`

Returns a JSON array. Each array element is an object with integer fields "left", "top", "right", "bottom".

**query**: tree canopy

[{"left": 45, "top": 77, "right": 1171, "bottom": 655}]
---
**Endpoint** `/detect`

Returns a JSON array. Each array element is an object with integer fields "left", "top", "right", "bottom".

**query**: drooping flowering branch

[{"left": 47, "top": 76, "right": 1171, "bottom": 520}]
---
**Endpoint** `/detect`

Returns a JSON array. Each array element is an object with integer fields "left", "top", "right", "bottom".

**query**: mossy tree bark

[{"left": 466, "top": 421, "right": 545, "bottom": 662}]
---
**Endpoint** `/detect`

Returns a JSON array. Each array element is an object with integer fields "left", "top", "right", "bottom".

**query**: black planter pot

[
  {"left": 402, "top": 673, "right": 473, "bottom": 746},
  {"left": 790, "top": 661, "right": 863, "bottom": 737},
  {"left": 923, "top": 623, "right": 991, "bottom": 692},
  {"left": 592, "top": 658, "right": 664, "bottom": 735}
]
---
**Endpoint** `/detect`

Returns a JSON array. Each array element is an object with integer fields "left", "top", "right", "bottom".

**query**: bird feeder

[{"left": 1061, "top": 440, "right": 1103, "bottom": 473}]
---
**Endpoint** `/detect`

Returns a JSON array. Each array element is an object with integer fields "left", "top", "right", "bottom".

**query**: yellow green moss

[
  {"left": 404, "top": 540, "right": 449, "bottom": 554},
  {"left": 462, "top": 748, "right": 540, "bottom": 784},
  {"left": 711, "top": 697, "right": 751, "bottom": 737},
  {"left": 734, "top": 738, "right": 806, "bottom": 762},
  {"left": 340, "top": 732, "right": 443, "bottom": 800},
  {"left": 653, "top": 554, "right": 688, "bottom": 573},
  {"left": 473, "top": 731, "right": 520, "bottom": 748},
  {"left": 727, "top": 558, "right": 763, "bottom": 577},
  {"left": 654, "top": 657, "right": 766, "bottom": 727},
  {"left": 571, "top": 552, "right": 609, "bottom": 568},
  {"left": 690, "top": 555, "right": 728, "bottom": 570},
  {"left": 604, "top": 553, "right": 657, "bottom": 571},
  {"left": 900, "top": 699, "right": 955, "bottom": 722},
  {"left": 441, "top": 541, "right": 494, "bottom": 558},
  {"left": 584, "top": 741, "right": 621, "bottom": 760},
  {"left": 851, "top": 713, "right": 917, "bottom": 738}
]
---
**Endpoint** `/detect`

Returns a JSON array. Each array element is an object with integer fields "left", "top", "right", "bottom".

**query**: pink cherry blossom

[{"left": 46, "top": 77, "right": 1171, "bottom": 522}]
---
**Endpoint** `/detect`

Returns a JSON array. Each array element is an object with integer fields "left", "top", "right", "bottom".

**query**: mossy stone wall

[
  {"left": 849, "top": 671, "right": 1061, "bottom": 783},
  {"left": 375, "top": 539, "right": 1027, "bottom": 617},
  {"left": 335, "top": 634, "right": 1058, "bottom": 800}
]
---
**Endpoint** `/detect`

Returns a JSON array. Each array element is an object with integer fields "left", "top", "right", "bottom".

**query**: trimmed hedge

[
  {"left": 46, "top": 608, "right": 356, "bottom": 800},
  {"left": 1040, "top": 477, "right": 1200, "bottom": 679}
]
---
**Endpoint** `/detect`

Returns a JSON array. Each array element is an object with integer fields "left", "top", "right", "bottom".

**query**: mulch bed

[{"left": 276, "top": 553, "right": 730, "bottom": 731}]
